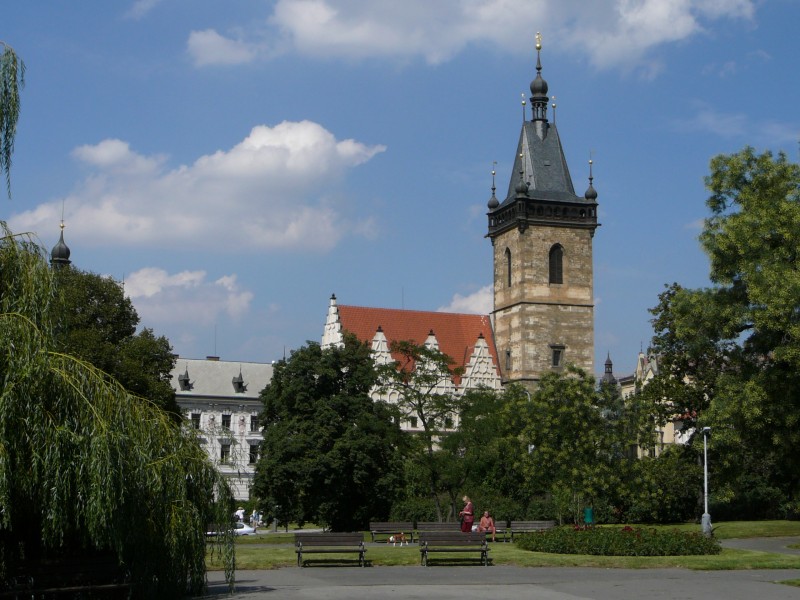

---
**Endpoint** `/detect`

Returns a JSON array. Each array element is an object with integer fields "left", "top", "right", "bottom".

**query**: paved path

[{"left": 202, "top": 537, "right": 800, "bottom": 600}]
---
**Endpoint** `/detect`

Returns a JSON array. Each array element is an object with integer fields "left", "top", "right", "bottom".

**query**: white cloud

[
  {"left": 124, "top": 0, "right": 163, "bottom": 20},
  {"left": 187, "top": 29, "right": 259, "bottom": 67},
  {"left": 679, "top": 102, "right": 799, "bottom": 145},
  {"left": 9, "top": 121, "right": 386, "bottom": 253},
  {"left": 190, "top": 0, "right": 756, "bottom": 72},
  {"left": 71, "top": 139, "right": 166, "bottom": 175},
  {"left": 438, "top": 285, "right": 493, "bottom": 315},
  {"left": 125, "top": 267, "right": 254, "bottom": 325}
]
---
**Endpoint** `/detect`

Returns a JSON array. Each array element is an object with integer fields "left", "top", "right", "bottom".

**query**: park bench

[
  {"left": 368, "top": 521, "right": 415, "bottom": 543},
  {"left": 418, "top": 531, "right": 490, "bottom": 567},
  {"left": 294, "top": 532, "right": 367, "bottom": 567},
  {"left": 509, "top": 520, "right": 557, "bottom": 541},
  {"left": 0, "top": 554, "right": 132, "bottom": 598},
  {"left": 415, "top": 521, "right": 461, "bottom": 534}
]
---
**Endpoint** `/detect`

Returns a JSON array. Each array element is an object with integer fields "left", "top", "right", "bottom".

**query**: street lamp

[{"left": 701, "top": 426, "right": 712, "bottom": 536}]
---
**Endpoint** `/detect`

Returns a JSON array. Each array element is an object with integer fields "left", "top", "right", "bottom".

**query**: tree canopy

[
  {"left": 646, "top": 147, "right": 800, "bottom": 517},
  {"left": 0, "top": 223, "right": 234, "bottom": 596},
  {"left": 52, "top": 266, "right": 180, "bottom": 418},
  {"left": 375, "top": 340, "right": 464, "bottom": 521},
  {"left": 253, "top": 336, "right": 404, "bottom": 531}
]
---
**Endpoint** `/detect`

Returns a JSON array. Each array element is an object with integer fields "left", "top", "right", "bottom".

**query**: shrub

[
  {"left": 389, "top": 497, "right": 438, "bottom": 523},
  {"left": 515, "top": 526, "right": 721, "bottom": 556}
]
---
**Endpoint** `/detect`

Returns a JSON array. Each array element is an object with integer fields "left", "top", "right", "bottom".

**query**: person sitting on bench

[{"left": 478, "top": 510, "right": 496, "bottom": 542}]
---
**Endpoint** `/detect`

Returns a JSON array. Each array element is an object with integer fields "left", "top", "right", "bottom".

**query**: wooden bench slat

[
  {"left": 509, "top": 520, "right": 556, "bottom": 541},
  {"left": 295, "top": 532, "right": 367, "bottom": 567},
  {"left": 418, "top": 531, "right": 489, "bottom": 567}
]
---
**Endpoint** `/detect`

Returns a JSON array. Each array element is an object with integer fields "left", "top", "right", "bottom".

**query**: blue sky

[{"left": 4, "top": 0, "right": 798, "bottom": 377}]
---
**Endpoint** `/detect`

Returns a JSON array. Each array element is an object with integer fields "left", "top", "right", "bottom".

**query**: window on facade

[
  {"left": 190, "top": 413, "right": 200, "bottom": 429},
  {"left": 549, "top": 244, "right": 563, "bottom": 284},
  {"left": 220, "top": 444, "right": 231, "bottom": 463},
  {"left": 221, "top": 414, "right": 231, "bottom": 430},
  {"left": 249, "top": 444, "right": 259, "bottom": 464},
  {"left": 444, "top": 416, "right": 453, "bottom": 429},
  {"left": 505, "top": 349, "right": 512, "bottom": 372},
  {"left": 250, "top": 415, "right": 259, "bottom": 432},
  {"left": 410, "top": 417, "right": 418, "bottom": 428},
  {"left": 505, "top": 248, "right": 512, "bottom": 287},
  {"left": 551, "top": 346, "right": 564, "bottom": 368}
]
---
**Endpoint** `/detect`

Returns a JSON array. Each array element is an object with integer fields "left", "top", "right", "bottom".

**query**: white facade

[
  {"left": 619, "top": 351, "right": 691, "bottom": 457},
  {"left": 170, "top": 357, "right": 273, "bottom": 501}
]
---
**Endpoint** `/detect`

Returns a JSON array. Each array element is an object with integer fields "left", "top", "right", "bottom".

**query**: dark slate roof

[
  {"left": 501, "top": 121, "right": 587, "bottom": 206},
  {"left": 50, "top": 228, "right": 72, "bottom": 267}
]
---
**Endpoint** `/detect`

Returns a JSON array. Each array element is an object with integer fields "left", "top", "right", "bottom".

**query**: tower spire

[
  {"left": 488, "top": 161, "right": 499, "bottom": 209},
  {"left": 584, "top": 156, "right": 598, "bottom": 201},
  {"left": 530, "top": 32, "right": 549, "bottom": 124},
  {"left": 50, "top": 210, "right": 71, "bottom": 269}
]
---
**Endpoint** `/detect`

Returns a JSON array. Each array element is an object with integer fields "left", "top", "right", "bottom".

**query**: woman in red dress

[{"left": 459, "top": 495, "right": 474, "bottom": 532}]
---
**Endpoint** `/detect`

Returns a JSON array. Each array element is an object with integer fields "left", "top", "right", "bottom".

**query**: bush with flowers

[{"left": 514, "top": 525, "right": 721, "bottom": 556}]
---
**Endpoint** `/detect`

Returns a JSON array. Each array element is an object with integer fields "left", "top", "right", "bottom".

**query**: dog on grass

[{"left": 387, "top": 532, "right": 409, "bottom": 547}]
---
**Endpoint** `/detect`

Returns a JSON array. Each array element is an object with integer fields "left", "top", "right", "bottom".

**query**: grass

[{"left": 207, "top": 520, "right": 800, "bottom": 571}]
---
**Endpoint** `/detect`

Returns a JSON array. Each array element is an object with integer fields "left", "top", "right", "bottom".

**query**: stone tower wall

[{"left": 492, "top": 224, "right": 594, "bottom": 383}]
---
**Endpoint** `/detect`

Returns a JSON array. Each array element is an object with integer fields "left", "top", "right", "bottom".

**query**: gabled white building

[
  {"left": 618, "top": 351, "right": 691, "bottom": 457},
  {"left": 321, "top": 295, "right": 502, "bottom": 430},
  {"left": 170, "top": 357, "right": 273, "bottom": 500}
]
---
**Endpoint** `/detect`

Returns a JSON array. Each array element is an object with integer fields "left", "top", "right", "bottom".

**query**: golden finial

[{"left": 535, "top": 32, "right": 542, "bottom": 51}]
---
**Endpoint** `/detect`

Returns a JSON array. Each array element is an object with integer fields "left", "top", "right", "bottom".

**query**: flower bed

[{"left": 514, "top": 526, "right": 721, "bottom": 556}]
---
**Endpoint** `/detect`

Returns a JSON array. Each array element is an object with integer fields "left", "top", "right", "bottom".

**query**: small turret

[{"left": 50, "top": 221, "right": 71, "bottom": 269}]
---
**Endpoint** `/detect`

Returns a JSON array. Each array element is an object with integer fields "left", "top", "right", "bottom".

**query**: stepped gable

[{"left": 337, "top": 305, "right": 499, "bottom": 385}]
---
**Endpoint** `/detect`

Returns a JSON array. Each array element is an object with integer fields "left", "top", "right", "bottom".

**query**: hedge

[{"left": 515, "top": 526, "right": 721, "bottom": 556}]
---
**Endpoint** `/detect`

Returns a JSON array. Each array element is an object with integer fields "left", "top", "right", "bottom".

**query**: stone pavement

[
  {"left": 203, "top": 566, "right": 800, "bottom": 600},
  {"left": 201, "top": 537, "right": 800, "bottom": 600}
]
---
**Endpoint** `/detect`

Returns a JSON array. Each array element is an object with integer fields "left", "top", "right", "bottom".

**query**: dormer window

[
  {"left": 232, "top": 368, "right": 247, "bottom": 393},
  {"left": 178, "top": 367, "right": 193, "bottom": 391}
]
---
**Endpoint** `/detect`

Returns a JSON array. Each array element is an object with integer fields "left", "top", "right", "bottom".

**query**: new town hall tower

[{"left": 487, "top": 35, "right": 599, "bottom": 387}]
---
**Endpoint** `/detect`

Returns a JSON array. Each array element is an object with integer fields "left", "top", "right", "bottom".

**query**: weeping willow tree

[
  {"left": 0, "top": 42, "right": 23, "bottom": 199},
  {"left": 0, "top": 222, "right": 235, "bottom": 596}
]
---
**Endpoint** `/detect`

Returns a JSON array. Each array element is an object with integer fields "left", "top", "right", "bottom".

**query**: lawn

[{"left": 207, "top": 520, "right": 800, "bottom": 571}]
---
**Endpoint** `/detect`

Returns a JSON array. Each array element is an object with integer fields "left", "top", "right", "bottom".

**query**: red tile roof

[{"left": 337, "top": 305, "right": 499, "bottom": 384}]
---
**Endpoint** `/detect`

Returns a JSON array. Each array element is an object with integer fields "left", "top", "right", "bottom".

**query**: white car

[
  {"left": 234, "top": 522, "right": 256, "bottom": 536},
  {"left": 206, "top": 522, "right": 256, "bottom": 536}
]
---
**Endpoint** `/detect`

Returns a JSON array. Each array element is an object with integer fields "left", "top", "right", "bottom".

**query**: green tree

[
  {"left": 0, "top": 223, "right": 234, "bottom": 597},
  {"left": 521, "top": 366, "right": 634, "bottom": 524},
  {"left": 647, "top": 147, "right": 800, "bottom": 515},
  {"left": 375, "top": 340, "right": 464, "bottom": 521},
  {"left": 253, "top": 336, "right": 404, "bottom": 531},
  {"left": 442, "top": 384, "right": 532, "bottom": 522},
  {"left": 0, "top": 42, "right": 24, "bottom": 198},
  {"left": 52, "top": 266, "right": 180, "bottom": 418}
]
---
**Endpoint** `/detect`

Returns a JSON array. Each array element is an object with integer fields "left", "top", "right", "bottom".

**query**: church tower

[{"left": 487, "top": 33, "right": 599, "bottom": 387}]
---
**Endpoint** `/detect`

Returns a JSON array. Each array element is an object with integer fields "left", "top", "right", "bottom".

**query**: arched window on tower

[
  {"left": 549, "top": 244, "right": 563, "bottom": 284},
  {"left": 505, "top": 248, "right": 512, "bottom": 287}
]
